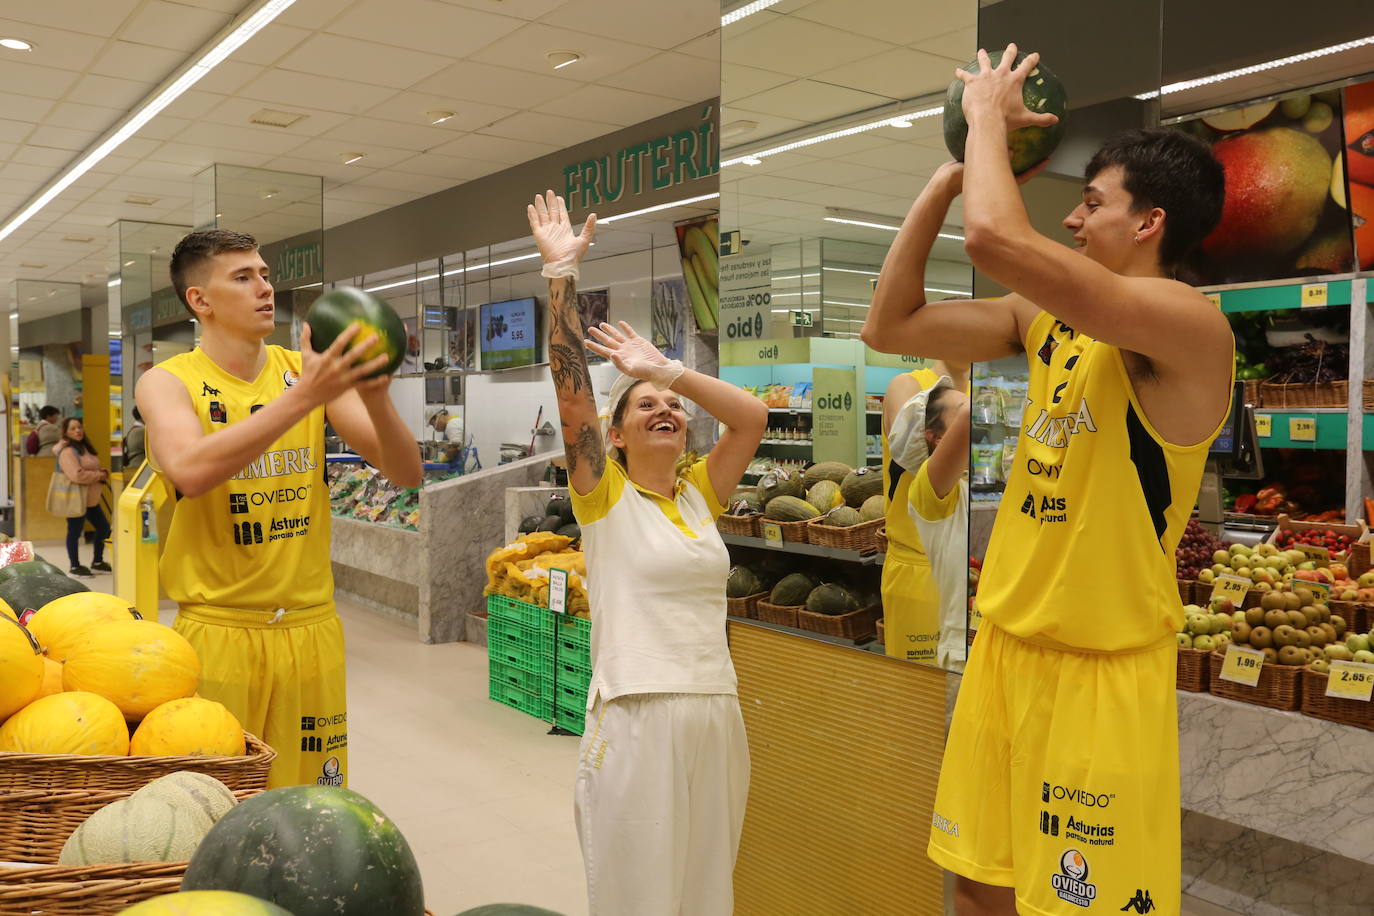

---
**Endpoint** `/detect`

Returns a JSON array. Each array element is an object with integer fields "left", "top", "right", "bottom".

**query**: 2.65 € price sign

[
  {"left": 1219, "top": 644, "right": 1265, "bottom": 686},
  {"left": 1325, "top": 660, "right": 1374, "bottom": 702}
]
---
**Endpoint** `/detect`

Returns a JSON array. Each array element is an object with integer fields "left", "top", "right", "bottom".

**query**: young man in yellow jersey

[
  {"left": 136, "top": 229, "right": 421, "bottom": 788},
  {"left": 863, "top": 46, "right": 1232, "bottom": 916}
]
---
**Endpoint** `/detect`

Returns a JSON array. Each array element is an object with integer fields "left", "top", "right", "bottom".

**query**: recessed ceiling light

[
  {"left": 19, "top": 262, "right": 46, "bottom": 269},
  {"left": 889, "top": 119, "right": 914, "bottom": 128},
  {"left": 721, "top": 119, "right": 758, "bottom": 140},
  {"left": 341, "top": 153, "right": 364, "bottom": 164},
  {"left": 124, "top": 195, "right": 158, "bottom": 206},
  {"left": 62, "top": 235, "right": 94, "bottom": 243},
  {"left": 546, "top": 50, "right": 582, "bottom": 70},
  {"left": 123, "top": 259, "right": 135, "bottom": 266},
  {"left": 0, "top": 38, "right": 33, "bottom": 52},
  {"left": 261, "top": 189, "right": 278, "bottom": 199},
  {"left": 427, "top": 110, "right": 455, "bottom": 125}
]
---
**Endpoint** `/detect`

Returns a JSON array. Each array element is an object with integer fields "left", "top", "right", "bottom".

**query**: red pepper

[{"left": 1234, "top": 494, "right": 1258, "bottom": 514}]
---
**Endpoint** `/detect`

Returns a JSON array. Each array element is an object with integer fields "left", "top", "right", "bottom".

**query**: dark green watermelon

[
  {"left": 182, "top": 786, "right": 424, "bottom": 916},
  {"left": 454, "top": 907, "right": 565, "bottom": 916},
  {"left": 0, "top": 573, "right": 87, "bottom": 614},
  {"left": 0, "top": 559, "right": 64, "bottom": 585},
  {"left": 517, "top": 514, "right": 544, "bottom": 534},
  {"left": 535, "top": 515, "right": 563, "bottom": 532},
  {"left": 305, "top": 287, "right": 406, "bottom": 378},
  {"left": 546, "top": 495, "right": 575, "bottom": 524},
  {"left": 944, "top": 50, "right": 1067, "bottom": 174},
  {"left": 555, "top": 523, "right": 581, "bottom": 540}
]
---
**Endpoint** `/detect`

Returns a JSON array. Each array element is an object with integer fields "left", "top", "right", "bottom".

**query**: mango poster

[{"left": 1345, "top": 79, "right": 1374, "bottom": 270}]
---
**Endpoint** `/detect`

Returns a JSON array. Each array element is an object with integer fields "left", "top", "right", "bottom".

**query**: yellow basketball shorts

[
  {"left": 928, "top": 624, "right": 1179, "bottom": 916},
  {"left": 880, "top": 552, "right": 940, "bottom": 664},
  {"left": 174, "top": 604, "right": 348, "bottom": 790}
]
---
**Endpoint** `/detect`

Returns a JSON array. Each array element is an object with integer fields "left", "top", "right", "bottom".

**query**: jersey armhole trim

[{"left": 1110, "top": 346, "right": 1234, "bottom": 453}]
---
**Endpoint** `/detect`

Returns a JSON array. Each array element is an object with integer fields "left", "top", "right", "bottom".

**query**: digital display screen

[
  {"left": 479, "top": 298, "right": 539, "bottom": 370},
  {"left": 1208, "top": 382, "right": 1245, "bottom": 459}
]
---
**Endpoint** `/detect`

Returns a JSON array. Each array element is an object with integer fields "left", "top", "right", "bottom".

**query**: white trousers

[{"left": 574, "top": 692, "right": 751, "bottom": 916}]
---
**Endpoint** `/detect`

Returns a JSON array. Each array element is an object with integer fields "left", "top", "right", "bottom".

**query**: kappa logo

[
  {"left": 1037, "top": 333, "right": 1059, "bottom": 366},
  {"left": 1051, "top": 849, "right": 1097, "bottom": 908},
  {"left": 1120, "top": 889, "right": 1156, "bottom": 913},
  {"left": 201, "top": 382, "right": 221, "bottom": 397}
]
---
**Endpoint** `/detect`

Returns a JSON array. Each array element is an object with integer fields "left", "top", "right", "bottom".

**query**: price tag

[
  {"left": 1289, "top": 417, "right": 1317, "bottom": 442},
  {"left": 1325, "top": 661, "right": 1374, "bottom": 701},
  {"left": 1205, "top": 293, "right": 1222, "bottom": 309},
  {"left": 1300, "top": 283, "right": 1328, "bottom": 307},
  {"left": 1219, "top": 644, "right": 1265, "bottom": 686},
  {"left": 1209, "top": 574, "right": 1251, "bottom": 605},
  {"left": 1254, "top": 414, "right": 1272, "bottom": 438},
  {"left": 761, "top": 521, "right": 784, "bottom": 548},
  {"left": 548, "top": 568, "right": 569, "bottom": 615},
  {"left": 1294, "top": 543, "right": 1331, "bottom": 565},
  {"left": 1304, "top": 580, "right": 1332, "bottom": 601}
]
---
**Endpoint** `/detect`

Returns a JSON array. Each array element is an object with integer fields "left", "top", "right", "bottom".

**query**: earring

[{"left": 1134, "top": 234, "right": 1142, "bottom": 244}]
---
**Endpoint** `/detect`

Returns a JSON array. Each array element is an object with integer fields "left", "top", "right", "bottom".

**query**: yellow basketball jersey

[
  {"left": 978, "top": 311, "right": 1229, "bottom": 652},
  {"left": 881, "top": 367, "right": 940, "bottom": 561},
  {"left": 156, "top": 346, "right": 333, "bottom": 612}
]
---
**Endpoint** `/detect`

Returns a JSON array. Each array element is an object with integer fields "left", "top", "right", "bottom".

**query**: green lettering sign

[
  {"left": 812, "top": 367, "right": 862, "bottom": 466},
  {"left": 561, "top": 105, "right": 719, "bottom": 210}
]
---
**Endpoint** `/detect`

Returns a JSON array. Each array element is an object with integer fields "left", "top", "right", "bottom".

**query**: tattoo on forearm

[
  {"left": 574, "top": 422, "right": 605, "bottom": 477},
  {"left": 548, "top": 277, "right": 593, "bottom": 401}
]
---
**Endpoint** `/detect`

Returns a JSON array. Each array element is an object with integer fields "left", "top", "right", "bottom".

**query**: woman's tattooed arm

[{"left": 548, "top": 276, "right": 604, "bottom": 482}]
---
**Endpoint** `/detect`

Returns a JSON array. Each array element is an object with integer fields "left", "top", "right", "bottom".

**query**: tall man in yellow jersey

[
  {"left": 863, "top": 46, "right": 1233, "bottom": 916},
  {"left": 137, "top": 230, "right": 421, "bottom": 788}
]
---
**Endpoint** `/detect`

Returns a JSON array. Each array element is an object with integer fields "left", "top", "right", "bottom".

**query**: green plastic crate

[
  {"left": 555, "top": 658, "right": 592, "bottom": 698},
  {"left": 489, "top": 658, "right": 551, "bottom": 702},
  {"left": 487, "top": 616, "right": 546, "bottom": 676},
  {"left": 487, "top": 594, "right": 554, "bottom": 637},
  {"left": 555, "top": 613, "right": 591, "bottom": 651},
  {"left": 489, "top": 677, "right": 552, "bottom": 720},
  {"left": 555, "top": 703, "right": 585, "bottom": 736},
  {"left": 556, "top": 680, "right": 591, "bottom": 720}
]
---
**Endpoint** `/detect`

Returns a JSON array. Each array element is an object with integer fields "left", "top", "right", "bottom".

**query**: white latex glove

[
  {"left": 585, "top": 322, "right": 684, "bottom": 389},
  {"left": 526, "top": 189, "right": 596, "bottom": 280}
]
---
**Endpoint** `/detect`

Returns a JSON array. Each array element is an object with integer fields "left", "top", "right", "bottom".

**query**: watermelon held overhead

[
  {"left": 944, "top": 50, "right": 1068, "bottom": 174},
  {"left": 305, "top": 287, "right": 407, "bottom": 378}
]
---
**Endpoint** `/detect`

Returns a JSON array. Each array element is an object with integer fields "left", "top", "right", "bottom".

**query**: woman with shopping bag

[{"left": 50, "top": 417, "right": 110, "bottom": 577}]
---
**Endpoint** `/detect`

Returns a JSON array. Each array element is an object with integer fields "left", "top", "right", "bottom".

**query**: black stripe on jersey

[
  {"left": 887, "top": 458, "right": 906, "bottom": 501},
  {"left": 1125, "top": 403, "right": 1171, "bottom": 550}
]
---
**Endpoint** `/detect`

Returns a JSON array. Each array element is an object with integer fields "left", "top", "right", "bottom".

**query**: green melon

[
  {"left": 518, "top": 514, "right": 544, "bottom": 534},
  {"left": 757, "top": 469, "right": 803, "bottom": 505},
  {"left": 770, "top": 572, "right": 817, "bottom": 606},
  {"left": 454, "top": 907, "right": 565, "bottom": 916},
  {"left": 859, "top": 494, "right": 885, "bottom": 522},
  {"left": 0, "top": 558, "right": 65, "bottom": 585},
  {"left": 546, "top": 495, "right": 575, "bottom": 524},
  {"left": 806, "top": 480, "right": 843, "bottom": 514},
  {"left": 535, "top": 515, "right": 563, "bottom": 532},
  {"left": 944, "top": 50, "right": 1068, "bottom": 174},
  {"left": 802, "top": 461, "right": 852, "bottom": 489},
  {"left": 727, "top": 492, "right": 762, "bottom": 516},
  {"left": 806, "top": 583, "right": 862, "bottom": 616},
  {"left": 130, "top": 772, "right": 237, "bottom": 834},
  {"left": 305, "top": 287, "right": 407, "bottom": 378},
  {"left": 764, "top": 495, "right": 820, "bottom": 522},
  {"left": 825, "top": 506, "right": 864, "bottom": 528},
  {"left": 727, "top": 566, "right": 764, "bottom": 598},
  {"left": 555, "top": 523, "right": 581, "bottom": 540},
  {"left": 118, "top": 891, "right": 296, "bottom": 916},
  {"left": 182, "top": 786, "right": 424, "bottom": 916},
  {"left": 59, "top": 795, "right": 212, "bottom": 865},
  {"left": 840, "top": 468, "right": 883, "bottom": 508},
  {"left": 0, "top": 574, "right": 87, "bottom": 617}
]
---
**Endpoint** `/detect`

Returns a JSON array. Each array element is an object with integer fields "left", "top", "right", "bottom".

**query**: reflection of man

[
  {"left": 427, "top": 407, "right": 464, "bottom": 443},
  {"left": 880, "top": 363, "right": 968, "bottom": 665},
  {"left": 862, "top": 45, "right": 1231, "bottom": 916}
]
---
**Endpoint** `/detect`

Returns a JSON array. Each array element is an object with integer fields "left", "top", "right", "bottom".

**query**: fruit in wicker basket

[
  {"left": 726, "top": 566, "right": 764, "bottom": 599},
  {"left": 757, "top": 468, "right": 804, "bottom": 505},
  {"left": 118, "top": 891, "right": 296, "bottom": 915},
  {"left": 803, "top": 461, "right": 852, "bottom": 489},
  {"left": 859, "top": 494, "right": 885, "bottom": 522},
  {"left": 806, "top": 480, "right": 843, "bottom": 513},
  {"left": 27, "top": 592, "right": 143, "bottom": 662},
  {"left": 62, "top": 619, "right": 200, "bottom": 719},
  {"left": 59, "top": 791, "right": 214, "bottom": 865},
  {"left": 806, "top": 583, "right": 862, "bottom": 616},
  {"left": 763, "top": 495, "right": 820, "bottom": 522},
  {"left": 825, "top": 506, "right": 864, "bottom": 527},
  {"left": 0, "top": 690, "right": 129, "bottom": 755},
  {"left": 132, "top": 772, "right": 238, "bottom": 831},
  {"left": 0, "top": 615, "right": 45, "bottom": 718},
  {"left": 771, "top": 573, "right": 818, "bottom": 606},
  {"left": 131, "top": 697, "right": 246, "bottom": 757},
  {"left": 36, "top": 656, "right": 64, "bottom": 699},
  {"left": 840, "top": 467, "right": 883, "bottom": 508}
]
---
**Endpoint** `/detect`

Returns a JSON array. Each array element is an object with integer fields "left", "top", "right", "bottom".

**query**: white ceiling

[{"left": 0, "top": 0, "right": 720, "bottom": 306}]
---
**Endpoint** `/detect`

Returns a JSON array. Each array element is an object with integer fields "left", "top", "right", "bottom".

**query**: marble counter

[
  {"left": 329, "top": 516, "right": 420, "bottom": 618},
  {"left": 504, "top": 485, "right": 567, "bottom": 544}
]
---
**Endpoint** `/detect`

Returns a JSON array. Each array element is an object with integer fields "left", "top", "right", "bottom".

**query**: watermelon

[
  {"left": 0, "top": 558, "right": 64, "bottom": 585},
  {"left": 118, "top": 891, "right": 296, "bottom": 915},
  {"left": 517, "top": 514, "right": 544, "bottom": 534},
  {"left": 555, "top": 523, "right": 581, "bottom": 540},
  {"left": 546, "top": 495, "right": 575, "bottom": 524},
  {"left": 535, "top": 515, "right": 563, "bottom": 532},
  {"left": 305, "top": 287, "right": 406, "bottom": 378},
  {"left": 182, "top": 785, "right": 424, "bottom": 916},
  {"left": 0, "top": 573, "right": 87, "bottom": 617},
  {"left": 454, "top": 907, "right": 565, "bottom": 916},
  {"left": 771, "top": 573, "right": 817, "bottom": 606},
  {"left": 944, "top": 50, "right": 1068, "bottom": 174},
  {"left": 727, "top": 566, "right": 763, "bottom": 598}
]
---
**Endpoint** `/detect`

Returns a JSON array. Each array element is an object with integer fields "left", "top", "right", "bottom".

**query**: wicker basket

[
  {"left": 797, "top": 604, "right": 881, "bottom": 641},
  {"left": 806, "top": 516, "right": 883, "bottom": 553},
  {"left": 1264, "top": 515, "right": 1369, "bottom": 562},
  {"left": 1176, "top": 647, "right": 1211, "bottom": 692},
  {"left": 1349, "top": 539, "right": 1371, "bottom": 577},
  {"left": 875, "top": 618, "right": 885, "bottom": 645},
  {"left": 756, "top": 600, "right": 802, "bottom": 628},
  {"left": 1207, "top": 652, "right": 1303, "bottom": 710},
  {"left": 1300, "top": 667, "right": 1374, "bottom": 730},
  {"left": 1258, "top": 379, "right": 1348, "bottom": 409},
  {"left": 726, "top": 591, "right": 766, "bottom": 620},
  {"left": 1191, "top": 580, "right": 1218, "bottom": 606},
  {"left": 1364, "top": 379, "right": 1374, "bottom": 411},
  {"left": 0, "top": 788, "right": 261, "bottom": 864},
  {"left": 1176, "top": 579, "right": 1195, "bottom": 605},
  {"left": 716, "top": 513, "right": 760, "bottom": 537},
  {"left": 0, "top": 862, "right": 185, "bottom": 915},
  {"left": 1242, "top": 379, "right": 1262, "bottom": 408},
  {"left": 876, "top": 527, "right": 888, "bottom": 554},
  {"left": 0, "top": 733, "right": 274, "bottom": 793}
]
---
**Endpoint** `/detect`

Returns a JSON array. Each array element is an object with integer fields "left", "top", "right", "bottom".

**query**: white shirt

[
  {"left": 909, "top": 462, "right": 969, "bottom": 672},
  {"left": 570, "top": 458, "right": 736, "bottom": 708},
  {"left": 443, "top": 416, "right": 464, "bottom": 443}
]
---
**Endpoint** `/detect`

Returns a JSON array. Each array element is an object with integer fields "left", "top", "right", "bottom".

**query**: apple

[
  {"left": 1213, "top": 631, "right": 1233, "bottom": 648},
  {"left": 1261, "top": 647, "right": 1279, "bottom": 664},
  {"left": 1245, "top": 607, "right": 1266, "bottom": 627},
  {"left": 1199, "top": 569, "right": 1217, "bottom": 583},
  {"left": 1273, "top": 624, "right": 1299, "bottom": 647},
  {"left": 1359, "top": 572, "right": 1374, "bottom": 588},
  {"left": 1331, "top": 615, "right": 1347, "bottom": 637},
  {"left": 1177, "top": 632, "right": 1193, "bottom": 649},
  {"left": 1213, "top": 549, "right": 1232, "bottom": 565},
  {"left": 1210, "top": 597, "right": 1235, "bottom": 614},
  {"left": 1346, "top": 633, "right": 1371, "bottom": 653},
  {"left": 1354, "top": 649, "right": 1374, "bottom": 665},
  {"left": 1310, "top": 658, "right": 1330, "bottom": 673},
  {"left": 1194, "top": 635, "right": 1217, "bottom": 651},
  {"left": 1325, "top": 644, "right": 1354, "bottom": 661}
]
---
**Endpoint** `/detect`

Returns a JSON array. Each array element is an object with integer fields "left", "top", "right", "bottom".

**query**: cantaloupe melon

[
  {"left": 117, "top": 890, "right": 295, "bottom": 916},
  {"left": 28, "top": 592, "right": 143, "bottom": 662},
  {"left": 131, "top": 698, "right": 245, "bottom": 758},
  {"left": 0, "top": 691, "right": 129, "bottom": 756},
  {"left": 62, "top": 619, "right": 200, "bottom": 719},
  {"left": 0, "top": 599, "right": 15, "bottom": 620},
  {"left": 36, "top": 656, "right": 64, "bottom": 699},
  {"left": 130, "top": 772, "right": 238, "bottom": 833},
  {"left": 59, "top": 794, "right": 211, "bottom": 865},
  {"left": 0, "top": 615, "right": 44, "bottom": 719}
]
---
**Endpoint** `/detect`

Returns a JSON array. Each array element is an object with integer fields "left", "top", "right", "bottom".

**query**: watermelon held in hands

[
  {"left": 944, "top": 50, "right": 1068, "bottom": 174},
  {"left": 305, "top": 287, "right": 406, "bottom": 378},
  {"left": 182, "top": 785, "right": 425, "bottom": 916}
]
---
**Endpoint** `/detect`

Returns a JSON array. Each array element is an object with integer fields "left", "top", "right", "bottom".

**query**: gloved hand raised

[{"left": 527, "top": 189, "right": 596, "bottom": 281}]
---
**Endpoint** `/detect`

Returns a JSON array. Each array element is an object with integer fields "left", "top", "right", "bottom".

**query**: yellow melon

[
  {"left": 131, "top": 698, "right": 245, "bottom": 757},
  {"left": 37, "top": 657, "right": 64, "bottom": 699},
  {"left": 0, "top": 599, "right": 15, "bottom": 620},
  {"left": 62, "top": 620, "right": 200, "bottom": 720},
  {"left": 28, "top": 593, "right": 143, "bottom": 663},
  {"left": 0, "top": 691, "right": 129, "bottom": 755},
  {"left": 0, "top": 616, "right": 44, "bottom": 719}
]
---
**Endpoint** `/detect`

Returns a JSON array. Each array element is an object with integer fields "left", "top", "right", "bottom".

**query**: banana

[
  {"left": 684, "top": 226, "right": 718, "bottom": 289},
  {"left": 682, "top": 256, "right": 715, "bottom": 331},
  {"left": 703, "top": 219, "right": 719, "bottom": 250},
  {"left": 690, "top": 252, "right": 718, "bottom": 326}
]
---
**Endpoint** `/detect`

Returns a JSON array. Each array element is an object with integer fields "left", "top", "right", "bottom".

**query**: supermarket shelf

[
  {"left": 1253, "top": 409, "right": 1374, "bottom": 450},
  {"left": 765, "top": 408, "right": 884, "bottom": 415},
  {"left": 1211, "top": 277, "right": 1370, "bottom": 314},
  {"left": 721, "top": 532, "right": 884, "bottom": 565},
  {"left": 759, "top": 440, "right": 813, "bottom": 448}
]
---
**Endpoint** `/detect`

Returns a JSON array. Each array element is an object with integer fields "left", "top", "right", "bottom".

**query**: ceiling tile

[
  {"left": 197, "top": 98, "right": 353, "bottom": 138},
  {"left": 277, "top": 32, "right": 454, "bottom": 91},
  {"left": 533, "top": 84, "right": 686, "bottom": 127},
  {"left": 540, "top": 0, "right": 717, "bottom": 51},
  {"left": 25, "top": 124, "right": 100, "bottom": 151},
  {"left": 0, "top": 92, "right": 54, "bottom": 124},
  {"left": 231, "top": 23, "right": 314, "bottom": 67},
  {"left": 263, "top": 155, "right": 370, "bottom": 183},
  {"left": 912, "top": 26, "right": 976, "bottom": 62},
  {"left": 0, "top": 162, "right": 56, "bottom": 185},
  {"left": 87, "top": 40, "right": 187, "bottom": 83},
  {"left": 321, "top": 117, "right": 461, "bottom": 152},
  {"left": 736, "top": 79, "right": 893, "bottom": 122},
  {"left": 363, "top": 92, "right": 517, "bottom": 134},
  {"left": 66, "top": 73, "right": 148, "bottom": 109},
  {"left": 414, "top": 61, "right": 573, "bottom": 111},
  {"left": 792, "top": 0, "right": 973, "bottom": 46},
  {"left": 193, "top": 60, "right": 266, "bottom": 96},
  {"left": 602, "top": 53, "right": 717, "bottom": 103},
  {"left": 326, "top": 183, "right": 420, "bottom": 206},
  {"left": 237, "top": 68, "right": 398, "bottom": 115},
  {"left": 349, "top": 171, "right": 459, "bottom": 195},
  {"left": 723, "top": 64, "right": 793, "bottom": 105},
  {"left": 427, "top": 131, "right": 559, "bottom": 164},
  {"left": 86, "top": 153, "right": 141, "bottom": 175},
  {"left": 673, "top": 31, "right": 721, "bottom": 62},
  {"left": 480, "top": 110, "right": 620, "bottom": 147},
  {"left": 769, "top": 157, "right": 891, "bottom": 186},
  {"left": 0, "top": 18, "right": 108, "bottom": 72},
  {"left": 812, "top": 47, "right": 964, "bottom": 100},
  {"left": 327, "top": 0, "right": 525, "bottom": 59},
  {"left": 275, "top": 137, "right": 416, "bottom": 171},
  {"left": 145, "top": 141, "right": 272, "bottom": 170},
  {"left": 471, "top": 22, "right": 659, "bottom": 84},
  {"left": 391, "top": 152, "right": 504, "bottom": 181},
  {"left": 117, "top": 1, "right": 231, "bottom": 52},
  {"left": 432, "top": 0, "right": 571, "bottom": 20},
  {"left": 163, "top": 122, "right": 306, "bottom": 157},
  {"left": 0, "top": 58, "right": 82, "bottom": 100},
  {"left": 2, "top": 0, "right": 140, "bottom": 38},
  {"left": 716, "top": 105, "right": 810, "bottom": 142},
  {"left": 159, "top": 90, "right": 228, "bottom": 121},
  {"left": 721, "top": 16, "right": 892, "bottom": 79}
]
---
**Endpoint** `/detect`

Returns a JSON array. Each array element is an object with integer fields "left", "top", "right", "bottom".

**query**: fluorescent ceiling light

[
  {"left": 107, "top": 279, "right": 121, "bottom": 288},
  {"left": 340, "top": 153, "right": 364, "bottom": 165},
  {"left": 721, "top": 0, "right": 782, "bottom": 26},
  {"left": 741, "top": 156, "right": 762, "bottom": 166},
  {"left": 771, "top": 308, "right": 819, "bottom": 313},
  {"left": 0, "top": 0, "right": 296, "bottom": 246},
  {"left": 364, "top": 252, "right": 544, "bottom": 293},
  {"left": 1137, "top": 35, "right": 1374, "bottom": 99},
  {"left": 926, "top": 286, "right": 971, "bottom": 296},
  {"left": 596, "top": 192, "right": 721, "bottom": 224},
  {"left": 823, "top": 213, "right": 964, "bottom": 241},
  {"left": 547, "top": 50, "right": 582, "bottom": 70},
  {"left": 427, "top": 110, "right": 455, "bottom": 125},
  {"left": 0, "top": 38, "right": 33, "bottom": 51},
  {"left": 721, "top": 106, "right": 939, "bottom": 167},
  {"left": 824, "top": 266, "right": 879, "bottom": 276},
  {"left": 772, "top": 272, "right": 820, "bottom": 280}
]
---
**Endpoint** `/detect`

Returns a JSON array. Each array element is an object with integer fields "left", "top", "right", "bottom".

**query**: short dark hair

[
  {"left": 925, "top": 385, "right": 957, "bottom": 435},
  {"left": 131, "top": 406, "right": 142, "bottom": 423},
  {"left": 39, "top": 405, "right": 59, "bottom": 420},
  {"left": 169, "top": 229, "right": 258, "bottom": 314},
  {"left": 1084, "top": 128, "right": 1225, "bottom": 270}
]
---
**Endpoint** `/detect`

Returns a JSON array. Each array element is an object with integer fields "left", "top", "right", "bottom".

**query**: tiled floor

[{"left": 30, "top": 539, "right": 1241, "bottom": 915}]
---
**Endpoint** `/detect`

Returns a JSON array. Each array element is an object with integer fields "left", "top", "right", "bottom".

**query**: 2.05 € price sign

[
  {"left": 1325, "top": 660, "right": 1374, "bottom": 702},
  {"left": 1219, "top": 644, "right": 1265, "bottom": 686},
  {"left": 1209, "top": 574, "right": 1251, "bottom": 605},
  {"left": 761, "top": 521, "right": 784, "bottom": 549}
]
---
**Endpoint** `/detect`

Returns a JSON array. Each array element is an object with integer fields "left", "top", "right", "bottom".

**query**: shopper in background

[
  {"left": 122, "top": 406, "right": 147, "bottom": 472},
  {"left": 879, "top": 361, "right": 968, "bottom": 666},
  {"left": 53, "top": 417, "right": 110, "bottom": 577},
  {"left": 426, "top": 406, "right": 464, "bottom": 443},
  {"left": 528, "top": 190, "right": 767, "bottom": 916},
  {"left": 862, "top": 45, "right": 1232, "bottom": 916},
  {"left": 26, "top": 405, "right": 62, "bottom": 456},
  {"left": 136, "top": 228, "right": 421, "bottom": 789}
]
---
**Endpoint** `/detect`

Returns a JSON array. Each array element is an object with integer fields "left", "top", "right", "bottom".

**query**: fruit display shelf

[
  {"left": 720, "top": 532, "right": 883, "bottom": 566},
  {"left": 1208, "top": 276, "right": 1372, "bottom": 313},
  {"left": 1252, "top": 408, "right": 1374, "bottom": 450}
]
